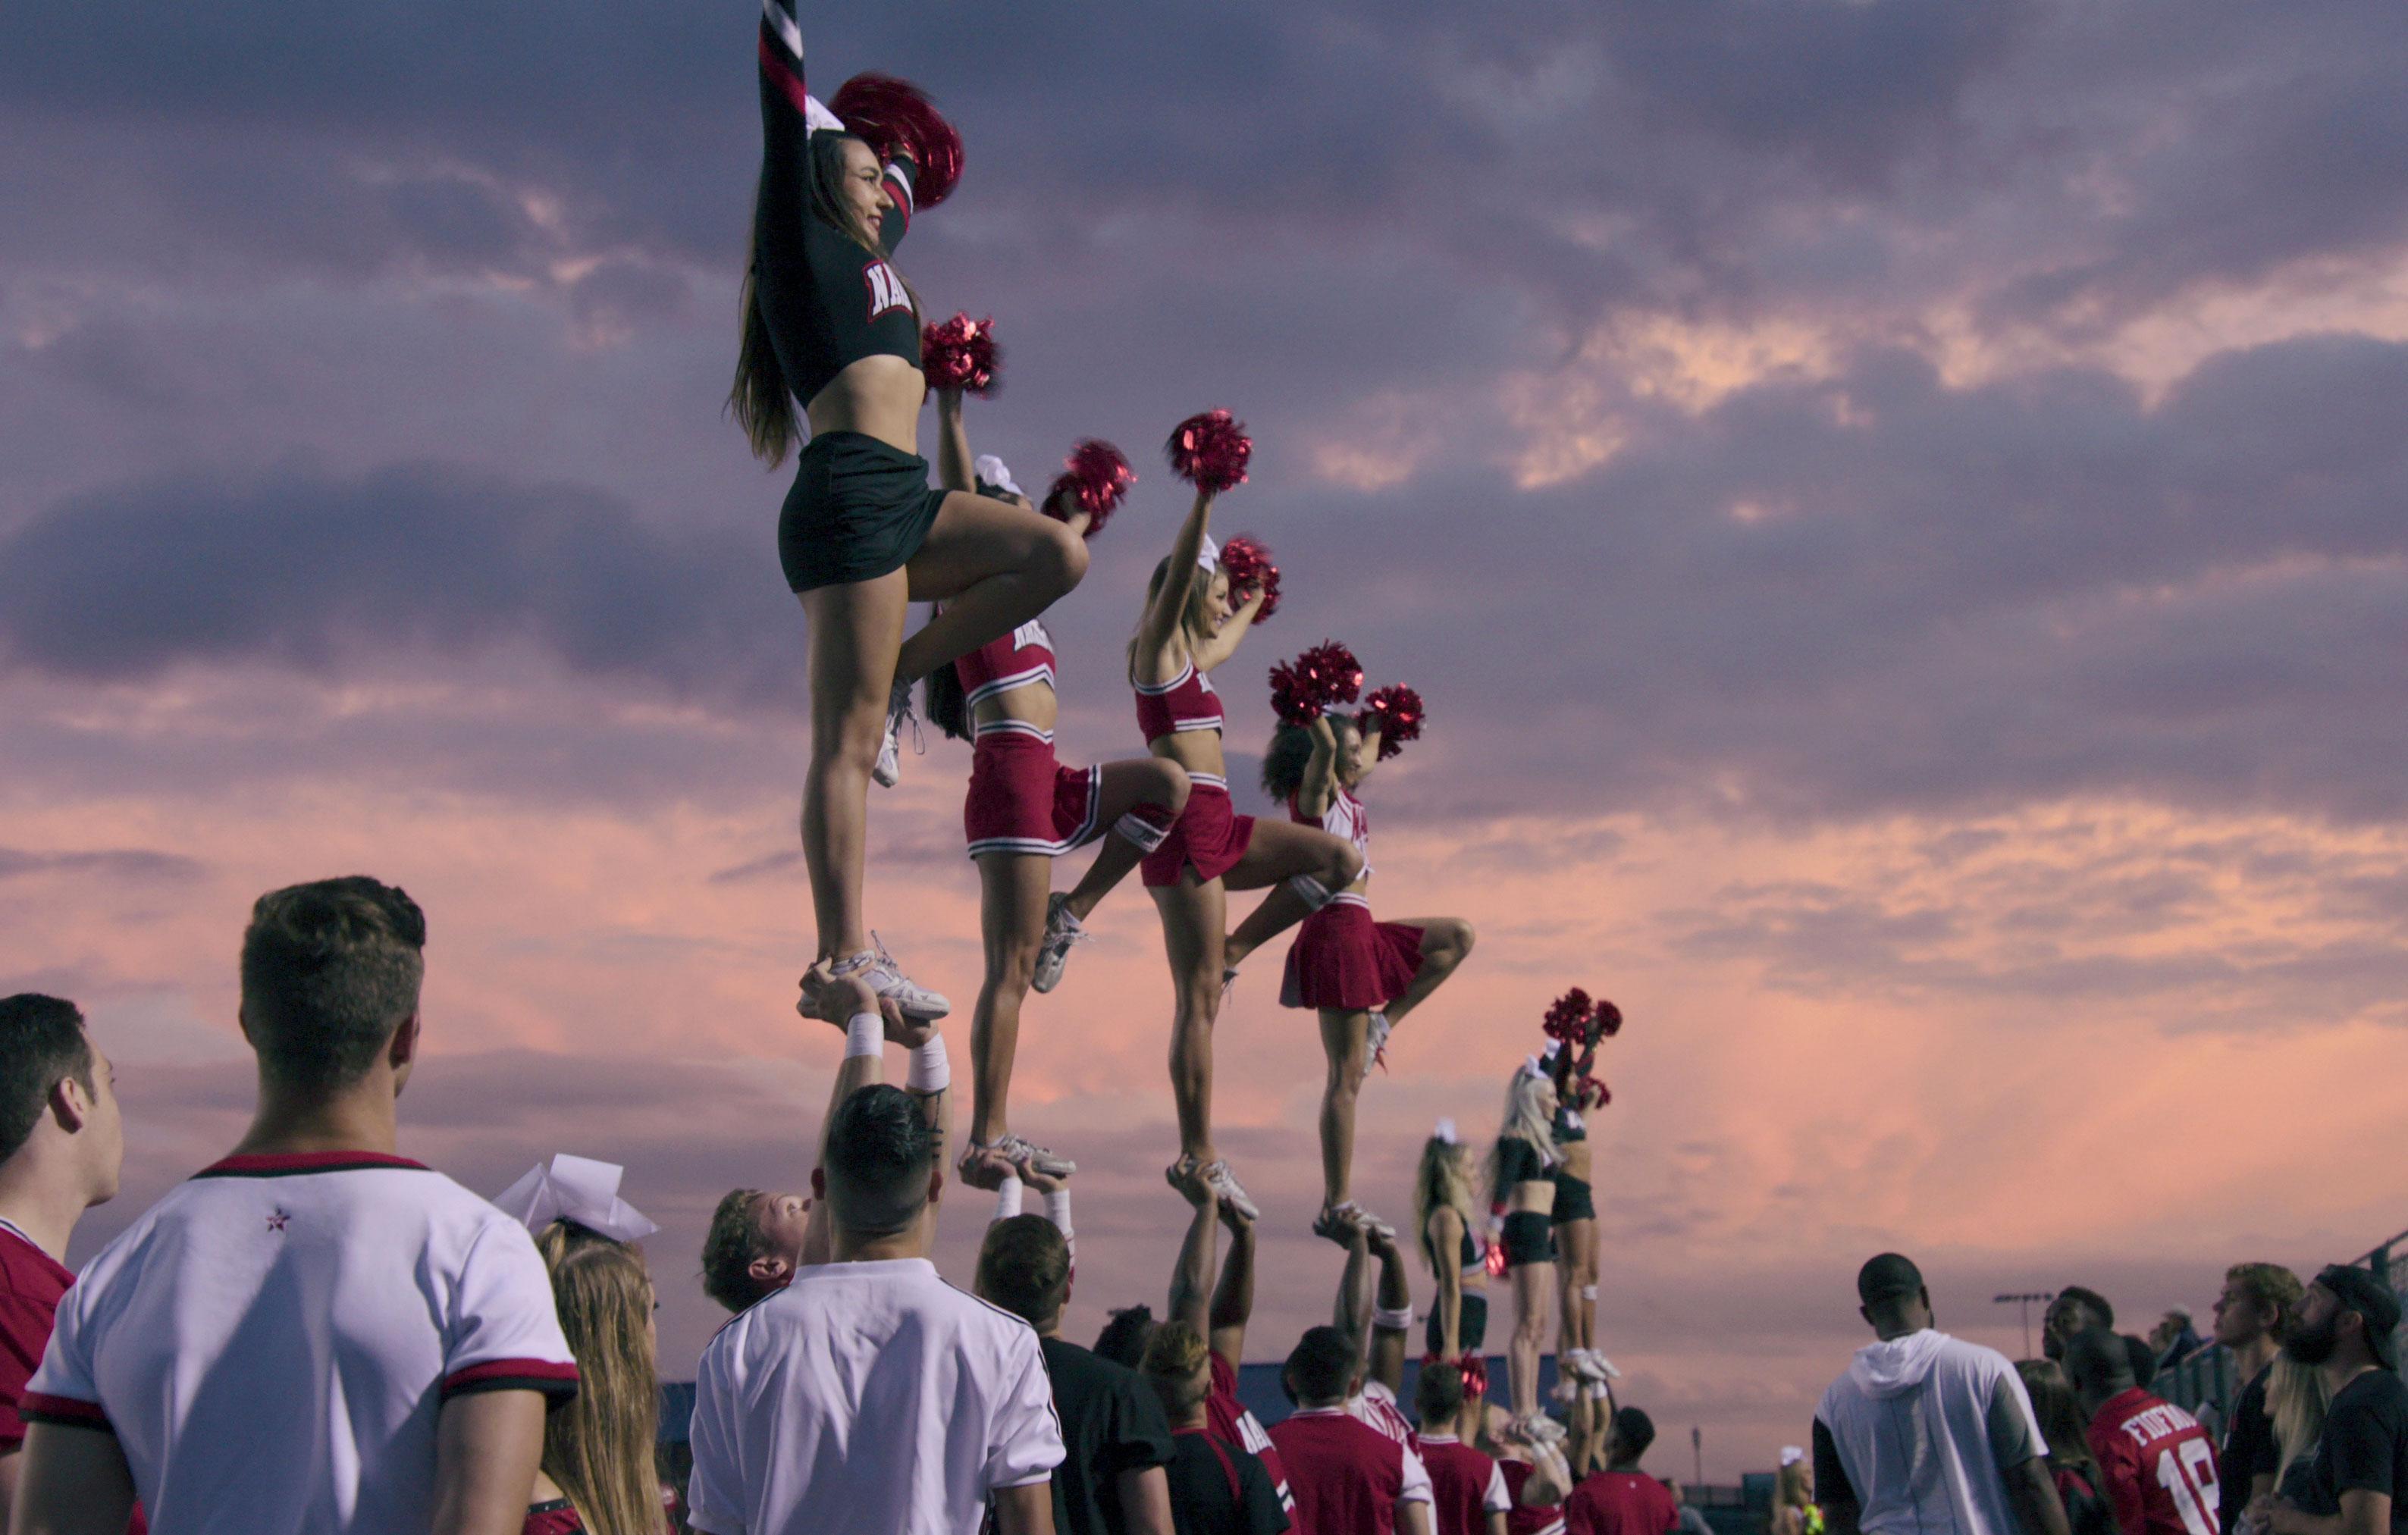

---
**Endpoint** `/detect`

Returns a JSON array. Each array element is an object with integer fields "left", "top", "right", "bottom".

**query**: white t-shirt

[
  {"left": 686, "top": 1256, "right": 1064, "bottom": 1535},
  {"left": 24, "top": 1150, "right": 577, "bottom": 1534},
  {"left": 1815, "top": 1328, "right": 2046, "bottom": 1535}
]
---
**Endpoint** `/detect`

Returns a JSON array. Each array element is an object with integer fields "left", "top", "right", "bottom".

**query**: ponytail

[{"left": 924, "top": 662, "right": 970, "bottom": 742}]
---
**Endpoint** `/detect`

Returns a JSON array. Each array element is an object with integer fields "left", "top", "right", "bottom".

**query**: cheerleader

[
  {"left": 1547, "top": 1037, "right": 1616, "bottom": 1474},
  {"left": 1488, "top": 1059, "right": 1563, "bottom": 1444},
  {"left": 735, "top": 1, "right": 1091, "bottom": 1026},
  {"left": 922, "top": 392, "right": 1190, "bottom": 1182},
  {"left": 1261, "top": 706, "right": 1474, "bottom": 1233},
  {"left": 1129, "top": 468, "right": 1362, "bottom": 1217},
  {"left": 1414, "top": 1121, "right": 1493, "bottom": 1431}
]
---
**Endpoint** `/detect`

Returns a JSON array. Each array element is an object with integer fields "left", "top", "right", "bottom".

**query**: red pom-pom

[
  {"left": 1045, "top": 439, "right": 1134, "bottom": 537},
  {"left": 1359, "top": 684, "right": 1425, "bottom": 761},
  {"left": 1267, "top": 642, "right": 1361, "bottom": 727},
  {"left": 1593, "top": 1000, "right": 1623, "bottom": 1038},
  {"left": 920, "top": 313, "right": 999, "bottom": 394},
  {"left": 1542, "top": 988, "right": 1594, "bottom": 1044},
  {"left": 1580, "top": 1075, "right": 1612, "bottom": 1109},
  {"left": 1459, "top": 1354, "right": 1491, "bottom": 1397},
  {"left": 1165, "top": 409, "right": 1252, "bottom": 495},
  {"left": 832, "top": 74, "right": 964, "bottom": 209},
  {"left": 1217, "top": 535, "right": 1280, "bottom": 623}
]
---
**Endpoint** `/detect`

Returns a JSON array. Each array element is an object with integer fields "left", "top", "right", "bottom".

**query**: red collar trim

[{"left": 196, "top": 1150, "right": 429, "bottom": 1179}]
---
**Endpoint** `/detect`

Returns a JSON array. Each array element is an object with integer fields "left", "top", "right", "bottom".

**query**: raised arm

[
  {"left": 1209, "top": 1200, "right": 1259, "bottom": 1374},
  {"left": 798, "top": 976, "right": 927, "bottom": 1267},
  {"left": 1190, "top": 584, "right": 1267, "bottom": 674},
  {"left": 1136, "top": 490, "right": 1218, "bottom": 662},
  {"left": 1368, "top": 1225, "right": 1412, "bottom": 1396},
  {"left": 1335, "top": 1220, "right": 1375, "bottom": 1362},
  {"left": 934, "top": 388, "right": 975, "bottom": 492},
  {"left": 1167, "top": 1161, "right": 1220, "bottom": 1337},
  {"left": 1293, "top": 714, "right": 1340, "bottom": 819}
]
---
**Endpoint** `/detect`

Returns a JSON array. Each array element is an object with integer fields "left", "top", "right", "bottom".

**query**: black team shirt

[
  {"left": 1040, "top": 1336, "right": 1177, "bottom": 1535},
  {"left": 2300, "top": 1369, "right": 2408, "bottom": 1535}
]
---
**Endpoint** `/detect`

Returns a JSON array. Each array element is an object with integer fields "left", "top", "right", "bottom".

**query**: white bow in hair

[
  {"left": 495, "top": 1154, "right": 659, "bottom": 1244},
  {"left": 1196, "top": 533, "right": 1221, "bottom": 572},
  {"left": 801, "top": 94, "right": 846, "bottom": 136},
  {"left": 1781, "top": 1446, "right": 1805, "bottom": 1467},
  {"left": 1519, "top": 1053, "right": 1545, "bottom": 1080},
  {"left": 1434, "top": 1117, "right": 1460, "bottom": 1145},
  {"left": 975, "top": 454, "right": 1025, "bottom": 501}
]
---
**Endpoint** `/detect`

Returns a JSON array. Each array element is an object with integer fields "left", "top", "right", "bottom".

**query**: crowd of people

[{"left": 5, "top": 5, "right": 2407, "bottom": 1535}]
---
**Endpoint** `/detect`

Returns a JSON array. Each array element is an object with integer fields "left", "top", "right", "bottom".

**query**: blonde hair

[
  {"left": 2268, "top": 1355, "right": 2332, "bottom": 1481},
  {"left": 536, "top": 1223, "right": 661, "bottom": 1535},
  {"left": 1485, "top": 1068, "right": 1554, "bottom": 1201},
  {"left": 1139, "top": 1319, "right": 1214, "bottom": 1420},
  {"left": 1413, "top": 1136, "right": 1478, "bottom": 1273},
  {"left": 1777, "top": 1461, "right": 1813, "bottom": 1508}
]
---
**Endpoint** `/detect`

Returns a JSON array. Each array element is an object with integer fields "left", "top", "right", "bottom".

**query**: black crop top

[
  {"left": 1494, "top": 1137, "right": 1550, "bottom": 1192},
  {"left": 756, "top": 5, "right": 924, "bottom": 406}
]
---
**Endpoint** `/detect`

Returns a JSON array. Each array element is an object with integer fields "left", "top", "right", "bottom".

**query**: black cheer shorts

[
  {"left": 1501, "top": 1211, "right": 1557, "bottom": 1268},
  {"left": 1426, "top": 1290, "right": 1489, "bottom": 1358},
  {"left": 1550, "top": 1173, "right": 1595, "bottom": 1225},
  {"left": 779, "top": 431, "right": 949, "bottom": 593}
]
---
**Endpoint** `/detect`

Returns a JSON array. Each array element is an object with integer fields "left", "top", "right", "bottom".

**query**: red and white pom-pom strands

[
  {"left": 1165, "top": 409, "right": 1252, "bottom": 495},
  {"left": 1268, "top": 641, "right": 1364, "bottom": 727},
  {"left": 1359, "top": 684, "right": 1425, "bottom": 760},
  {"left": 1216, "top": 535, "right": 1280, "bottom": 622},
  {"left": 920, "top": 313, "right": 999, "bottom": 394},
  {"left": 832, "top": 73, "right": 964, "bottom": 208},
  {"left": 1046, "top": 440, "right": 1135, "bottom": 536}
]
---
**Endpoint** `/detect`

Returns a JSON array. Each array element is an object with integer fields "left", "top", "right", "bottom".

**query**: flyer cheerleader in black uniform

[{"left": 736, "top": 1, "right": 1090, "bottom": 1024}]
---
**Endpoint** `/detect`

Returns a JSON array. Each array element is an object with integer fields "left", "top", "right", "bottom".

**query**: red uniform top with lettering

[
  {"left": 1415, "top": 1433, "right": 1513, "bottom": 1535},
  {"left": 0, "top": 1219, "right": 72, "bottom": 1451},
  {"left": 1268, "top": 1406, "right": 1434, "bottom": 1535},
  {"left": 955, "top": 619, "right": 1057, "bottom": 716},
  {"left": 1290, "top": 784, "right": 1373, "bottom": 886},
  {"left": 2087, "top": 1387, "right": 2224, "bottom": 1535},
  {"left": 1566, "top": 1471, "right": 1682, "bottom": 1535},
  {"left": 1502, "top": 1456, "right": 1569, "bottom": 1535},
  {"left": 1134, "top": 659, "right": 1224, "bottom": 742},
  {"left": 1209, "top": 1351, "right": 1295, "bottom": 1516}
]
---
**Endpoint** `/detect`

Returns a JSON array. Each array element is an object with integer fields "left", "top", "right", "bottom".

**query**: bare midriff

[
  {"left": 806, "top": 353, "right": 929, "bottom": 456},
  {"left": 977, "top": 680, "right": 1058, "bottom": 735}
]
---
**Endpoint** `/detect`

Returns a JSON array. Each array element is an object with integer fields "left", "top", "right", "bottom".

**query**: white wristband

[
  {"left": 994, "top": 1175, "right": 1024, "bottom": 1220},
  {"left": 844, "top": 1012, "right": 883, "bottom": 1060},
  {"left": 906, "top": 1035, "right": 950, "bottom": 1093},
  {"left": 1373, "top": 1304, "right": 1415, "bottom": 1332},
  {"left": 1044, "top": 1189, "right": 1074, "bottom": 1238}
]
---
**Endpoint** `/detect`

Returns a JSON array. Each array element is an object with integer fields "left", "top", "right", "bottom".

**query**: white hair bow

[
  {"left": 1434, "top": 1117, "right": 1460, "bottom": 1145},
  {"left": 801, "top": 94, "right": 846, "bottom": 136},
  {"left": 1519, "top": 1053, "right": 1545, "bottom": 1080},
  {"left": 1196, "top": 533, "right": 1221, "bottom": 572},
  {"left": 1781, "top": 1446, "right": 1805, "bottom": 1467},
  {"left": 975, "top": 454, "right": 1025, "bottom": 501},
  {"left": 494, "top": 1154, "right": 659, "bottom": 1244}
]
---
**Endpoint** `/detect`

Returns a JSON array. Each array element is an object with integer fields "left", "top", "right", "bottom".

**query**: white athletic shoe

[
  {"left": 991, "top": 1132, "right": 1075, "bottom": 1178},
  {"left": 1526, "top": 1413, "right": 1568, "bottom": 1444},
  {"left": 1561, "top": 1349, "right": 1603, "bottom": 1383},
  {"left": 1550, "top": 1374, "right": 1582, "bottom": 1405},
  {"left": 1588, "top": 1351, "right": 1623, "bottom": 1380},
  {"left": 1030, "top": 894, "right": 1087, "bottom": 995},
  {"left": 871, "top": 677, "right": 917, "bottom": 788},
  {"left": 1199, "top": 1159, "right": 1260, "bottom": 1222},
  {"left": 1366, "top": 1009, "right": 1394, "bottom": 1069},
  {"left": 830, "top": 932, "right": 950, "bottom": 1020}
]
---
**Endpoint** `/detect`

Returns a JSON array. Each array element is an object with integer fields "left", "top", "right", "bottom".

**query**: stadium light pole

[
  {"left": 1693, "top": 1425, "right": 1703, "bottom": 1486},
  {"left": 1996, "top": 1291, "right": 2054, "bottom": 1358}
]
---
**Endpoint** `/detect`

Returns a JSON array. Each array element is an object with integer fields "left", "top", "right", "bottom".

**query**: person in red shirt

[
  {"left": 1415, "top": 1362, "right": 1511, "bottom": 1534},
  {"left": 1481, "top": 1411, "right": 1574, "bottom": 1535},
  {"left": 1161, "top": 1159, "right": 1294, "bottom": 1517},
  {"left": 0, "top": 995, "right": 124, "bottom": 1529},
  {"left": 1266, "top": 1326, "right": 1437, "bottom": 1534},
  {"left": 2066, "top": 1328, "right": 2223, "bottom": 1535},
  {"left": 1565, "top": 1408, "right": 1682, "bottom": 1535}
]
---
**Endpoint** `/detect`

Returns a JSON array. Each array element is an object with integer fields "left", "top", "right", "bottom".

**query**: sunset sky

[{"left": 5, "top": 0, "right": 2406, "bottom": 1478}]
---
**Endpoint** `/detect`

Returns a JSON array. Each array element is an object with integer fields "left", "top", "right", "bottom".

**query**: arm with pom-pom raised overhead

[{"left": 1293, "top": 713, "right": 1340, "bottom": 820}]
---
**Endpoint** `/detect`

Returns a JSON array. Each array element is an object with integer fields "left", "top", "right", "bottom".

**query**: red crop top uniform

[
  {"left": 1280, "top": 783, "right": 1426, "bottom": 1013},
  {"left": 1137, "top": 661, "right": 1256, "bottom": 886},
  {"left": 957, "top": 620, "right": 1110, "bottom": 858}
]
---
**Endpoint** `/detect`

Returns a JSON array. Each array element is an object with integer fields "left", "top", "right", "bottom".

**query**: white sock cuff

[
  {"left": 1288, "top": 873, "right": 1335, "bottom": 910},
  {"left": 1114, "top": 810, "right": 1171, "bottom": 851},
  {"left": 906, "top": 1035, "right": 950, "bottom": 1093},
  {"left": 844, "top": 1012, "right": 883, "bottom": 1060},
  {"left": 993, "top": 1174, "right": 1025, "bottom": 1220},
  {"left": 1582, "top": 1284, "right": 1598, "bottom": 1302},
  {"left": 1372, "top": 1304, "right": 1415, "bottom": 1333}
]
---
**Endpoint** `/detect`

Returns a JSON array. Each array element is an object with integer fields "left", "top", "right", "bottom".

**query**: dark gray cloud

[{"left": 0, "top": 846, "right": 204, "bottom": 882}]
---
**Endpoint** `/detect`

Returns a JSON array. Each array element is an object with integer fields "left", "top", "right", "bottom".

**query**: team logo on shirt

[
  {"left": 863, "top": 261, "right": 909, "bottom": 320},
  {"left": 266, "top": 1208, "right": 290, "bottom": 1232}
]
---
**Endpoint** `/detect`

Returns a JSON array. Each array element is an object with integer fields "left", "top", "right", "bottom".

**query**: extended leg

[
  {"left": 1316, "top": 1007, "right": 1372, "bottom": 1209},
  {"left": 896, "top": 491, "right": 1088, "bottom": 684},
  {"left": 798, "top": 572, "right": 910, "bottom": 961},
  {"left": 1378, "top": 916, "right": 1476, "bottom": 1026},
  {"left": 1220, "top": 819, "right": 1363, "bottom": 970},
  {"left": 1510, "top": 1258, "right": 1556, "bottom": 1422},
  {"left": 1151, "top": 876, "right": 1228, "bottom": 1164},
  {"left": 1061, "top": 757, "right": 1190, "bottom": 923},
  {"left": 967, "top": 852, "right": 1050, "bottom": 1149}
]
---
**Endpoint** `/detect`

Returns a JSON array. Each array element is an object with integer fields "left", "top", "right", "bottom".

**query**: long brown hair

[
  {"left": 1412, "top": 1136, "right": 1478, "bottom": 1273},
  {"left": 537, "top": 1223, "right": 661, "bottom": 1535},
  {"left": 729, "top": 130, "right": 914, "bottom": 468},
  {"left": 2016, "top": 1359, "right": 2096, "bottom": 1478}
]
